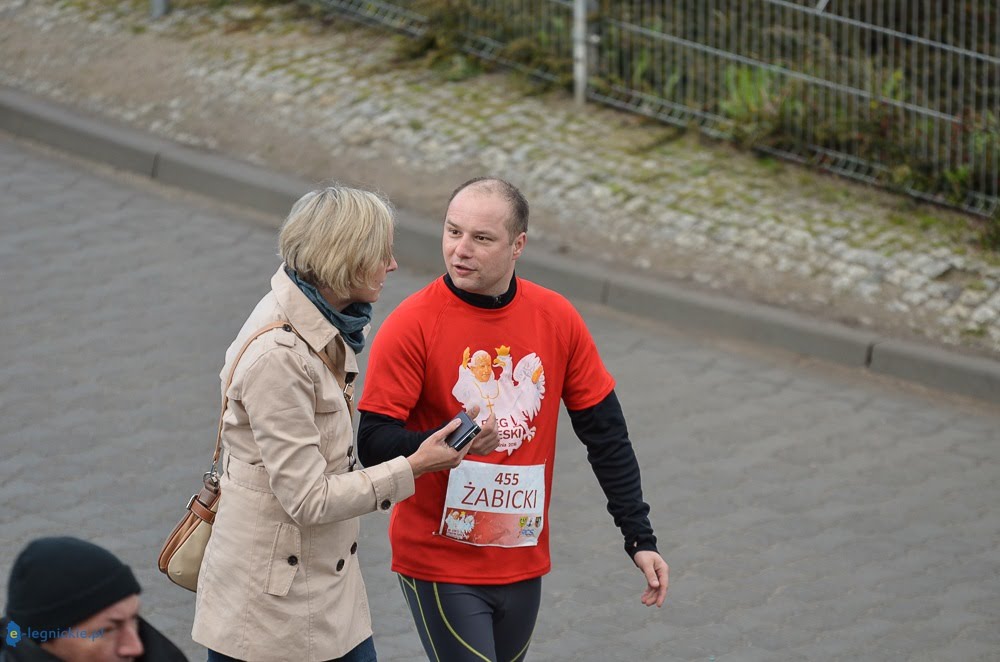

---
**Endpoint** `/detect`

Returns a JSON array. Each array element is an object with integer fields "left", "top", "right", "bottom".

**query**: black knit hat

[{"left": 5, "top": 537, "right": 142, "bottom": 632}]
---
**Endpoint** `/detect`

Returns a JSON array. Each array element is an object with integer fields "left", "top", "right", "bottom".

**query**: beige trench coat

[{"left": 192, "top": 266, "right": 414, "bottom": 662}]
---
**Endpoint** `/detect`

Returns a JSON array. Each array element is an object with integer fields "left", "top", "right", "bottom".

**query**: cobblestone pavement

[
  {"left": 1, "top": 0, "right": 999, "bottom": 359},
  {"left": 3, "top": 134, "right": 1000, "bottom": 661}
]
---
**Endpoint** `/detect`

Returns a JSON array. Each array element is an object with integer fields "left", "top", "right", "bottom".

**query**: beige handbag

[{"left": 157, "top": 321, "right": 351, "bottom": 591}]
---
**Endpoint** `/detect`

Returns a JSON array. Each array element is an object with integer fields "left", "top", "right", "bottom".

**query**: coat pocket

[
  {"left": 315, "top": 390, "right": 345, "bottom": 435},
  {"left": 315, "top": 382, "right": 345, "bottom": 414},
  {"left": 263, "top": 522, "right": 301, "bottom": 597},
  {"left": 315, "top": 387, "right": 350, "bottom": 462}
]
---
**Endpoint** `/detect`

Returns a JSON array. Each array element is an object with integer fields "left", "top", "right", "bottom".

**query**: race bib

[{"left": 439, "top": 461, "right": 545, "bottom": 547}]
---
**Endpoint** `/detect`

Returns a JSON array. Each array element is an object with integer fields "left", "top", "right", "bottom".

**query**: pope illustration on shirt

[{"left": 452, "top": 345, "right": 546, "bottom": 454}]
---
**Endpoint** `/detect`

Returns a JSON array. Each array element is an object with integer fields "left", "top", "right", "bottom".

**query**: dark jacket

[{"left": 0, "top": 617, "right": 187, "bottom": 662}]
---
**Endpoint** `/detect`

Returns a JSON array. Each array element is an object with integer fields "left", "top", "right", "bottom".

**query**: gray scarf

[{"left": 285, "top": 266, "right": 370, "bottom": 354}]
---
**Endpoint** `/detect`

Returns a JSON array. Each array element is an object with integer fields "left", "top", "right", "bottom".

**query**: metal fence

[
  {"left": 461, "top": 0, "right": 575, "bottom": 83},
  {"left": 320, "top": 0, "right": 1000, "bottom": 217},
  {"left": 318, "top": 0, "right": 427, "bottom": 36}
]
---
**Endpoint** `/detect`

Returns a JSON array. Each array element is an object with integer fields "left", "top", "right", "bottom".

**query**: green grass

[{"left": 756, "top": 156, "right": 783, "bottom": 173}]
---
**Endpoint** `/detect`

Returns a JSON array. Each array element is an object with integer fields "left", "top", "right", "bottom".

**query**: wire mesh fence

[
  {"left": 591, "top": 0, "right": 1000, "bottom": 216},
  {"left": 317, "top": 0, "right": 427, "bottom": 36},
  {"left": 460, "top": 0, "right": 574, "bottom": 83},
  {"left": 316, "top": 0, "right": 1000, "bottom": 217}
]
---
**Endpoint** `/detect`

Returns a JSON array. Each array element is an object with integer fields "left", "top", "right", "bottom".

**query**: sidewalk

[
  {"left": 3, "top": 132, "right": 999, "bottom": 661},
  {"left": 4, "top": 85, "right": 1000, "bottom": 404},
  {"left": 1, "top": 0, "right": 999, "bottom": 403}
]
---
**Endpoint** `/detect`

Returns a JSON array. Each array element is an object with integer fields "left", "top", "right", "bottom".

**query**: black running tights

[{"left": 397, "top": 574, "right": 541, "bottom": 662}]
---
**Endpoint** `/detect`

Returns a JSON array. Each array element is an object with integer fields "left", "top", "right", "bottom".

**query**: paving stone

[
  {"left": 1, "top": 135, "right": 999, "bottom": 661},
  {"left": 4, "top": 0, "right": 1000, "bottom": 362}
]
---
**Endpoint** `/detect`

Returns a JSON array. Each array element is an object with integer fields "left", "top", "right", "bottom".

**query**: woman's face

[{"left": 349, "top": 241, "right": 398, "bottom": 304}]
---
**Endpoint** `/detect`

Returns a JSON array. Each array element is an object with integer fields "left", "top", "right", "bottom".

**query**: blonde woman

[{"left": 192, "top": 186, "right": 470, "bottom": 662}]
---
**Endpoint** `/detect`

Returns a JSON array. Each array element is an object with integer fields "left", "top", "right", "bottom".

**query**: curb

[{"left": 3, "top": 86, "right": 999, "bottom": 405}]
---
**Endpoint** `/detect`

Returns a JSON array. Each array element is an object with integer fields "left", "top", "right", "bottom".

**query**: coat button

[
  {"left": 350, "top": 542, "right": 358, "bottom": 555},
  {"left": 336, "top": 559, "right": 345, "bottom": 572},
  {"left": 380, "top": 499, "right": 391, "bottom": 510},
  {"left": 287, "top": 555, "right": 298, "bottom": 566}
]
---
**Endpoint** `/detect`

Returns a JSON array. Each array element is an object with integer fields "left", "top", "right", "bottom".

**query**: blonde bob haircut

[{"left": 279, "top": 185, "right": 395, "bottom": 300}]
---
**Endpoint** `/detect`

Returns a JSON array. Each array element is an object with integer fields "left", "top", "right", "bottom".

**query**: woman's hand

[{"left": 407, "top": 418, "right": 471, "bottom": 478}]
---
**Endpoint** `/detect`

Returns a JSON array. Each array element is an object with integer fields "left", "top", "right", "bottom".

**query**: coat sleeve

[{"left": 239, "top": 347, "right": 414, "bottom": 526}]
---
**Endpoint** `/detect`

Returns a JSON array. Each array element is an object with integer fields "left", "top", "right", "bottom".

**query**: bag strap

[{"left": 210, "top": 321, "right": 355, "bottom": 471}]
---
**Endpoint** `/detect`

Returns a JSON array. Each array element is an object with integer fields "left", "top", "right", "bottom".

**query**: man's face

[
  {"left": 41, "top": 595, "right": 144, "bottom": 662},
  {"left": 443, "top": 188, "right": 526, "bottom": 297}
]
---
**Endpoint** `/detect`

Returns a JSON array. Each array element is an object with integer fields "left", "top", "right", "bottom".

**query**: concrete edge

[
  {"left": 3, "top": 85, "right": 999, "bottom": 405},
  {"left": 0, "top": 87, "right": 160, "bottom": 176},
  {"left": 869, "top": 339, "right": 1000, "bottom": 403},
  {"left": 155, "top": 143, "right": 306, "bottom": 218},
  {"left": 606, "top": 273, "right": 880, "bottom": 368}
]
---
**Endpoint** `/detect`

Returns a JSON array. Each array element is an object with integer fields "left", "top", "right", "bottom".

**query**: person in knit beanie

[{"left": 1, "top": 536, "right": 186, "bottom": 662}]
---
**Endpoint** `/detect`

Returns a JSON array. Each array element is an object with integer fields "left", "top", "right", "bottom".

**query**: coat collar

[{"left": 271, "top": 265, "right": 361, "bottom": 377}]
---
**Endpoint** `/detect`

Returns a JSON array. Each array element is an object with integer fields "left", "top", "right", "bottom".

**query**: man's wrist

[{"left": 626, "top": 540, "right": 659, "bottom": 560}]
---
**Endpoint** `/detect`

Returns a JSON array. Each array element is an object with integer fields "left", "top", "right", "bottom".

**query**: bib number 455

[{"left": 494, "top": 472, "right": 519, "bottom": 486}]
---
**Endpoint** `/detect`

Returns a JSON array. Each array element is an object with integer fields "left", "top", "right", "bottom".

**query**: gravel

[{"left": 2, "top": 0, "right": 998, "bottom": 357}]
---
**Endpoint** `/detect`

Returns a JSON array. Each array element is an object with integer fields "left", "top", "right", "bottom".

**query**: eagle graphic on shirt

[{"left": 452, "top": 345, "right": 546, "bottom": 454}]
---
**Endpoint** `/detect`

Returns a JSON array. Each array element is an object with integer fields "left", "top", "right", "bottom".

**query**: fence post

[
  {"left": 572, "top": 0, "right": 588, "bottom": 105},
  {"left": 150, "top": 0, "right": 169, "bottom": 19}
]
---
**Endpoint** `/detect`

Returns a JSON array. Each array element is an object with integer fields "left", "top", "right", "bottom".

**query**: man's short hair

[
  {"left": 280, "top": 185, "right": 395, "bottom": 300},
  {"left": 448, "top": 177, "right": 529, "bottom": 241}
]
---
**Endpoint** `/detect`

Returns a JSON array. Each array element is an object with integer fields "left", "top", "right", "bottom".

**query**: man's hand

[
  {"left": 465, "top": 405, "right": 499, "bottom": 455},
  {"left": 633, "top": 551, "right": 668, "bottom": 608}
]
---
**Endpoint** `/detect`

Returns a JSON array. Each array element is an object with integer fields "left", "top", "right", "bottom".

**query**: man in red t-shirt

[{"left": 358, "top": 177, "right": 667, "bottom": 661}]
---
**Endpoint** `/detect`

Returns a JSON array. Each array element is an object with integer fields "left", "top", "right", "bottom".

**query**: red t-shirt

[{"left": 359, "top": 277, "right": 615, "bottom": 584}]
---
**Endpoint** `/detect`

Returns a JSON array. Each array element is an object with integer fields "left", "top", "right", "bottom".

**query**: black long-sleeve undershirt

[
  {"left": 566, "top": 390, "right": 658, "bottom": 558},
  {"left": 356, "top": 411, "right": 438, "bottom": 467},
  {"left": 357, "top": 389, "right": 658, "bottom": 559}
]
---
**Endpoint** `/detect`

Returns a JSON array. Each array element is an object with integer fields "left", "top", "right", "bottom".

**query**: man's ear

[{"left": 512, "top": 232, "right": 527, "bottom": 259}]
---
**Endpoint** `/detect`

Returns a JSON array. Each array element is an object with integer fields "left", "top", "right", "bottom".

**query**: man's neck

[{"left": 443, "top": 274, "right": 517, "bottom": 309}]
